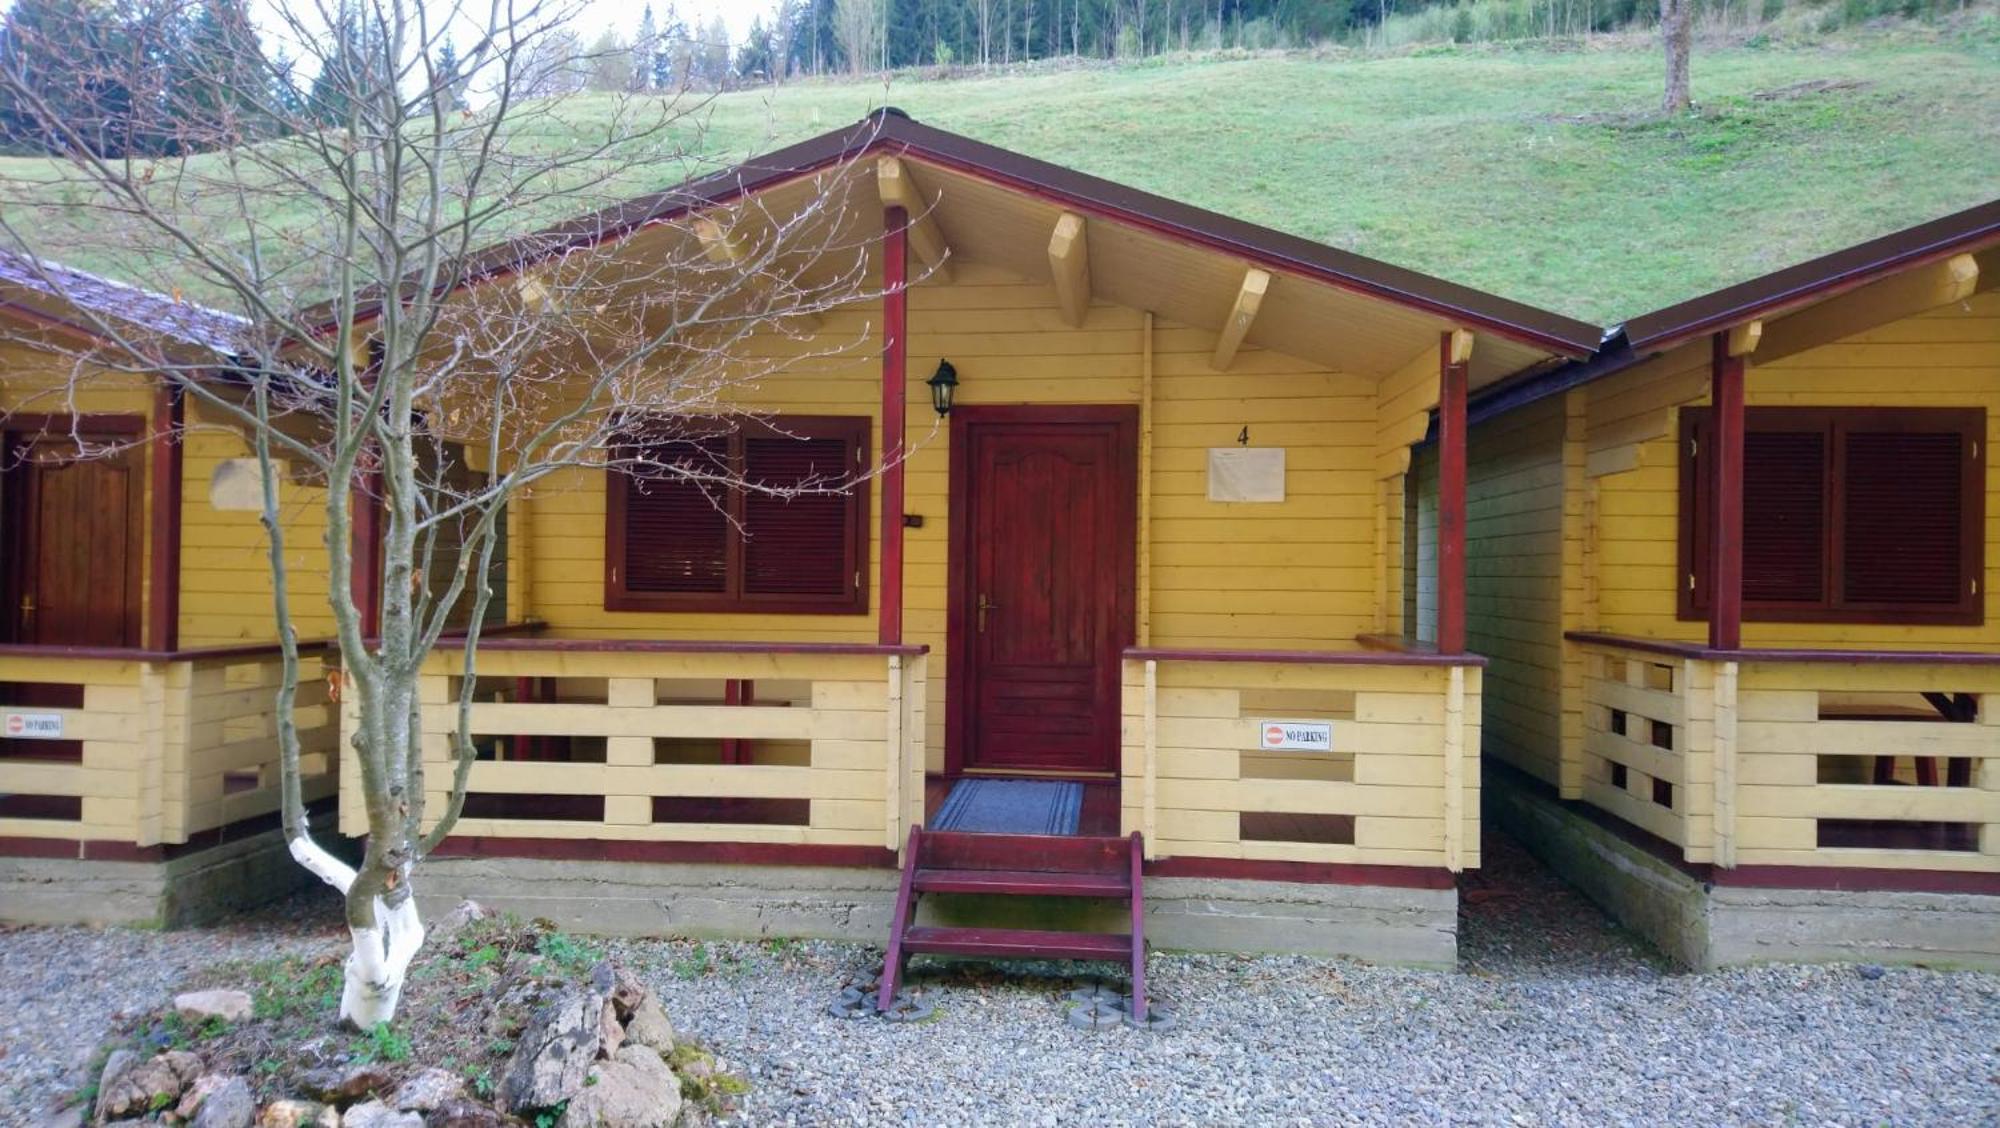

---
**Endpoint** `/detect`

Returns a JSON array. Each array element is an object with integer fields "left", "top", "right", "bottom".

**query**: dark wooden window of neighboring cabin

[
  {"left": 605, "top": 416, "right": 869, "bottom": 614},
  {"left": 1679, "top": 406, "right": 1984, "bottom": 625}
]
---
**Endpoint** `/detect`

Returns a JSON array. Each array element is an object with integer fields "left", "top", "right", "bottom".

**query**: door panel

[
  {"left": 4, "top": 439, "right": 143, "bottom": 647},
  {"left": 957, "top": 413, "right": 1134, "bottom": 775}
]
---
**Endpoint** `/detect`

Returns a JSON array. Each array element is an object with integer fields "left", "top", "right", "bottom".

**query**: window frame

[
  {"left": 1677, "top": 405, "right": 1985, "bottom": 626},
  {"left": 604, "top": 414, "right": 870, "bottom": 615}
]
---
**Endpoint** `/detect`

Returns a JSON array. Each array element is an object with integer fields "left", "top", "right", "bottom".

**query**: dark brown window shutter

[
  {"left": 1741, "top": 429, "right": 1826, "bottom": 604},
  {"left": 741, "top": 436, "right": 854, "bottom": 598},
  {"left": 1841, "top": 429, "right": 1964, "bottom": 606},
  {"left": 622, "top": 439, "right": 729, "bottom": 594}
]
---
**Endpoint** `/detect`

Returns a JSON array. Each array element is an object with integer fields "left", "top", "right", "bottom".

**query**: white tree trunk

[{"left": 340, "top": 897, "right": 426, "bottom": 1028}]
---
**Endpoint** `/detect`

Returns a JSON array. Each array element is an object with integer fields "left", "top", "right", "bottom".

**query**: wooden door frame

[
  {"left": 943, "top": 404, "right": 1139, "bottom": 778},
  {"left": 0, "top": 413, "right": 148, "bottom": 647}
]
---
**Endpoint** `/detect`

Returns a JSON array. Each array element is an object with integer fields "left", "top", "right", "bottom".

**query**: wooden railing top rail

[
  {"left": 1565, "top": 631, "right": 2000, "bottom": 667},
  {"left": 1127, "top": 642, "right": 1486, "bottom": 668},
  {"left": 470, "top": 637, "right": 930, "bottom": 657},
  {"left": 0, "top": 639, "right": 335, "bottom": 663}
]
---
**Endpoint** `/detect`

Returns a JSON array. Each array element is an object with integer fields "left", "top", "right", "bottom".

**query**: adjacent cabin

[
  {"left": 324, "top": 113, "right": 1604, "bottom": 969},
  {"left": 0, "top": 254, "right": 341, "bottom": 925},
  {"left": 1461, "top": 202, "right": 2000, "bottom": 968}
]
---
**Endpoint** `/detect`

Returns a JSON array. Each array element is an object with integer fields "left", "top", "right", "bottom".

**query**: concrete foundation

[
  {"left": 0, "top": 825, "right": 317, "bottom": 928},
  {"left": 415, "top": 854, "right": 1459, "bottom": 967},
  {"left": 1487, "top": 767, "right": 2000, "bottom": 970}
]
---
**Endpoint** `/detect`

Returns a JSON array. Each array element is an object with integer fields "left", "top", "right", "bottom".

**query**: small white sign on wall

[
  {"left": 4, "top": 712, "right": 64, "bottom": 739},
  {"left": 1257, "top": 719, "right": 1333, "bottom": 751},
  {"left": 1207, "top": 447, "right": 1286, "bottom": 503}
]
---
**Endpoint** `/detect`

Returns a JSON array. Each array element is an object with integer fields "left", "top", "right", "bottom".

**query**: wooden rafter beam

[
  {"left": 1210, "top": 267, "right": 1271, "bottom": 372},
  {"left": 1756, "top": 252, "right": 1979, "bottom": 364},
  {"left": 1048, "top": 211, "right": 1090, "bottom": 327},
  {"left": 1724, "top": 319, "right": 1763, "bottom": 357},
  {"left": 876, "top": 156, "right": 952, "bottom": 284}
]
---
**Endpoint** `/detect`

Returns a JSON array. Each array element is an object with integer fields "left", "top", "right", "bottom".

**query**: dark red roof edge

[
  {"left": 1621, "top": 198, "right": 2000, "bottom": 352},
  {"left": 328, "top": 110, "right": 1602, "bottom": 357}
]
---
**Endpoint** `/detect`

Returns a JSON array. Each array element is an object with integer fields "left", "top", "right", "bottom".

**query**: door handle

[
  {"left": 18, "top": 595, "right": 33, "bottom": 626},
  {"left": 976, "top": 593, "right": 998, "bottom": 633}
]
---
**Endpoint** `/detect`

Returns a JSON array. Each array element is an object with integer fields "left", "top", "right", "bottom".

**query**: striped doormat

[{"left": 932, "top": 779, "right": 1084, "bottom": 836}]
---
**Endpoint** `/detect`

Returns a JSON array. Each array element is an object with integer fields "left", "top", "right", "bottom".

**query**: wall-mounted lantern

[{"left": 926, "top": 360, "right": 959, "bottom": 417}]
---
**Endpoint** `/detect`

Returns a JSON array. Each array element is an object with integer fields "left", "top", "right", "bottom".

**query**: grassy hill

[{"left": 3, "top": 21, "right": 1997, "bottom": 325}]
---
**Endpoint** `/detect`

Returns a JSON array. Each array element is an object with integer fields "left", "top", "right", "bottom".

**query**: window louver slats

[
  {"left": 743, "top": 437, "right": 850, "bottom": 597},
  {"left": 1741, "top": 430, "right": 1826, "bottom": 604},
  {"left": 1843, "top": 431, "right": 1963, "bottom": 606}
]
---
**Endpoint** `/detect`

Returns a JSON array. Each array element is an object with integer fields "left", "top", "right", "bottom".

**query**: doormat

[{"left": 932, "top": 779, "right": 1084, "bottom": 836}]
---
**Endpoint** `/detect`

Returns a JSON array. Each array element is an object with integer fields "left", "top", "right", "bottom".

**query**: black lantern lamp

[{"left": 926, "top": 360, "right": 958, "bottom": 417}]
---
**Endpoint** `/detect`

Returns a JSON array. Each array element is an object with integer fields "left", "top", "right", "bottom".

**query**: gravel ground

[{"left": 6, "top": 833, "right": 1999, "bottom": 1126}]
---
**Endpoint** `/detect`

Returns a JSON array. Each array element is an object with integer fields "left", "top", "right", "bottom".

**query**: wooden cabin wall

[
  {"left": 1587, "top": 290, "right": 2000, "bottom": 651},
  {"left": 1405, "top": 444, "right": 1438, "bottom": 645},
  {"left": 1462, "top": 396, "right": 1569, "bottom": 790},
  {"left": 177, "top": 404, "right": 335, "bottom": 645},
  {"left": 521, "top": 262, "right": 1389, "bottom": 771}
]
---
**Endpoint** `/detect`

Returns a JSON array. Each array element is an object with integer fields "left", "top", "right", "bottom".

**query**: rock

[
  {"left": 430, "top": 900, "right": 489, "bottom": 944},
  {"left": 499, "top": 984, "right": 606, "bottom": 1113},
  {"left": 387, "top": 1069, "right": 465, "bottom": 1113},
  {"left": 190, "top": 1077, "right": 255, "bottom": 1128},
  {"left": 425, "top": 1099, "right": 512, "bottom": 1128},
  {"left": 97, "top": 1050, "right": 203, "bottom": 1120},
  {"left": 339, "top": 1101, "right": 423, "bottom": 1128},
  {"left": 298, "top": 1064, "right": 396, "bottom": 1106},
  {"left": 93, "top": 1048, "right": 141, "bottom": 1122},
  {"left": 176, "top": 1074, "right": 228, "bottom": 1120},
  {"left": 596, "top": 999, "right": 624, "bottom": 1060},
  {"left": 608, "top": 968, "right": 647, "bottom": 1023},
  {"left": 38, "top": 1103, "right": 84, "bottom": 1128},
  {"left": 1859, "top": 964, "right": 1886, "bottom": 981},
  {"left": 621, "top": 995, "right": 675, "bottom": 1056},
  {"left": 556, "top": 1046, "right": 682, "bottom": 1128},
  {"left": 255, "top": 1100, "right": 337, "bottom": 1128},
  {"left": 173, "top": 990, "right": 255, "bottom": 1025}
]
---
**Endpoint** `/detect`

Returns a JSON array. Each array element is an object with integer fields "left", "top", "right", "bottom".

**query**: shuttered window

[
  {"left": 606, "top": 417, "right": 868, "bottom": 613},
  {"left": 1680, "top": 407, "right": 1983, "bottom": 625}
]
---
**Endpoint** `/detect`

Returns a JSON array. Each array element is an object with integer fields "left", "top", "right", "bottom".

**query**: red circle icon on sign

[
  {"left": 1264, "top": 724, "right": 1284, "bottom": 745},
  {"left": 6, "top": 716, "right": 21, "bottom": 734}
]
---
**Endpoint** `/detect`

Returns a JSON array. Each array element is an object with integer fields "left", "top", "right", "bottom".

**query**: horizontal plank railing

[
  {"left": 1567, "top": 632, "right": 2000, "bottom": 874},
  {"left": 1121, "top": 649, "right": 1481, "bottom": 871},
  {"left": 341, "top": 641, "right": 927, "bottom": 852},
  {"left": 0, "top": 644, "right": 337, "bottom": 849}
]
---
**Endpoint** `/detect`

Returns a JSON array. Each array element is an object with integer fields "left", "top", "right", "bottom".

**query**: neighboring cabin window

[
  {"left": 1679, "top": 406, "right": 1984, "bottom": 625},
  {"left": 605, "top": 416, "right": 869, "bottom": 613}
]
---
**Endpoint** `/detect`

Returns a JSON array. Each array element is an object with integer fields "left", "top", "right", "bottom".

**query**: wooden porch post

[
  {"left": 146, "top": 382, "right": 184, "bottom": 651},
  {"left": 1436, "top": 332, "right": 1469, "bottom": 654},
  {"left": 352, "top": 472, "right": 385, "bottom": 638},
  {"left": 879, "top": 206, "right": 909, "bottom": 646},
  {"left": 1708, "top": 332, "right": 1745, "bottom": 650}
]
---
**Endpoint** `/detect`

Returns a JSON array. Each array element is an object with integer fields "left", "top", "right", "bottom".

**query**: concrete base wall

[
  {"left": 1487, "top": 768, "right": 2000, "bottom": 971},
  {"left": 0, "top": 826, "right": 316, "bottom": 928},
  {"left": 415, "top": 855, "right": 1458, "bottom": 967}
]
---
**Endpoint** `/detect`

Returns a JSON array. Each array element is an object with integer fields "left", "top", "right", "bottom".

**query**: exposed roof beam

[
  {"left": 1210, "top": 267, "right": 1271, "bottom": 372},
  {"left": 1725, "top": 319, "right": 1762, "bottom": 357},
  {"left": 1756, "top": 252, "right": 1979, "bottom": 364},
  {"left": 1447, "top": 328, "right": 1474, "bottom": 367},
  {"left": 876, "top": 156, "right": 952, "bottom": 284},
  {"left": 1048, "top": 211, "right": 1090, "bottom": 327}
]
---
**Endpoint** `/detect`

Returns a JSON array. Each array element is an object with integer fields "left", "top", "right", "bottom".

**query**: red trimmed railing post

[
  {"left": 352, "top": 470, "right": 385, "bottom": 639},
  {"left": 1436, "top": 332, "right": 1468, "bottom": 654},
  {"left": 147, "top": 381, "right": 184, "bottom": 652},
  {"left": 879, "top": 206, "right": 909, "bottom": 647},
  {"left": 1709, "top": 333, "right": 1745, "bottom": 650}
]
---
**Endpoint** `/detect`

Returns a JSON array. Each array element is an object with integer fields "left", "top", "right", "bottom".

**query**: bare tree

[
  {"left": 1661, "top": 0, "right": 1691, "bottom": 113},
  {"left": 833, "top": 0, "right": 887, "bottom": 74},
  {"left": 0, "top": 0, "right": 889, "bottom": 1027}
]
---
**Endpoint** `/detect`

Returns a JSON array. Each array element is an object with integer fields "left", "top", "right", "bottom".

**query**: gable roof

[
  {"left": 0, "top": 249, "right": 249, "bottom": 358},
  {"left": 383, "top": 110, "right": 1603, "bottom": 366}
]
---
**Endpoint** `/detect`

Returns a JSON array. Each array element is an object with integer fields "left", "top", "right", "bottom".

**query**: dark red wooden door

[
  {"left": 957, "top": 412, "right": 1134, "bottom": 775},
  {"left": 4, "top": 440, "right": 144, "bottom": 647}
]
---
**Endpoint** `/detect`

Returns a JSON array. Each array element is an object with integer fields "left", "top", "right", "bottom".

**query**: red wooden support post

[
  {"left": 1436, "top": 332, "right": 1469, "bottom": 654},
  {"left": 879, "top": 207, "right": 910, "bottom": 647},
  {"left": 1708, "top": 333, "right": 1745, "bottom": 650},
  {"left": 146, "top": 382, "right": 184, "bottom": 652},
  {"left": 352, "top": 471, "right": 386, "bottom": 639}
]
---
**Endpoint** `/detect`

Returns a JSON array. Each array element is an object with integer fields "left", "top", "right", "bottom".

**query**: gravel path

[{"left": 7, "top": 834, "right": 1999, "bottom": 1126}]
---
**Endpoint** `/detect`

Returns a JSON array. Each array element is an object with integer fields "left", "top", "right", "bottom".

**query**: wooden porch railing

[
  {"left": 0, "top": 643, "right": 338, "bottom": 848},
  {"left": 1568, "top": 632, "right": 2000, "bottom": 872},
  {"left": 340, "top": 640, "right": 928, "bottom": 852},
  {"left": 1121, "top": 646, "right": 1483, "bottom": 871}
]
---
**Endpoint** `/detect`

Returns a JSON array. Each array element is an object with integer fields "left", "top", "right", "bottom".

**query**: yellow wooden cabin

[
  {"left": 1460, "top": 202, "right": 2000, "bottom": 968},
  {"left": 319, "top": 113, "right": 1606, "bottom": 966},
  {"left": 0, "top": 254, "right": 341, "bottom": 925}
]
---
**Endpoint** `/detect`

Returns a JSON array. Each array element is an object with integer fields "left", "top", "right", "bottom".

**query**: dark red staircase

[{"left": 878, "top": 826, "right": 1149, "bottom": 1021}]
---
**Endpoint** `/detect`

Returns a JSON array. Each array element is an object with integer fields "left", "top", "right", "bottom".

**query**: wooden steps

[{"left": 878, "top": 824, "right": 1149, "bottom": 1021}]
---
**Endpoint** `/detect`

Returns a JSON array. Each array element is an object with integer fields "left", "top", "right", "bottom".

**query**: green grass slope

[{"left": 4, "top": 25, "right": 1997, "bottom": 324}]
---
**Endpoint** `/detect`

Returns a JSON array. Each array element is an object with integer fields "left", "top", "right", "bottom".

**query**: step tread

[
  {"left": 901, "top": 925, "right": 1133, "bottom": 961},
  {"left": 912, "top": 867, "right": 1131, "bottom": 897}
]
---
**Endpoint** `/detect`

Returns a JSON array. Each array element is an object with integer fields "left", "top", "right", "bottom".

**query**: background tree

[
  {"left": 587, "top": 28, "right": 635, "bottom": 92},
  {"left": 0, "top": 0, "right": 882, "bottom": 1027},
  {"left": 835, "top": 0, "right": 888, "bottom": 72},
  {"left": 1660, "top": 0, "right": 1691, "bottom": 112}
]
